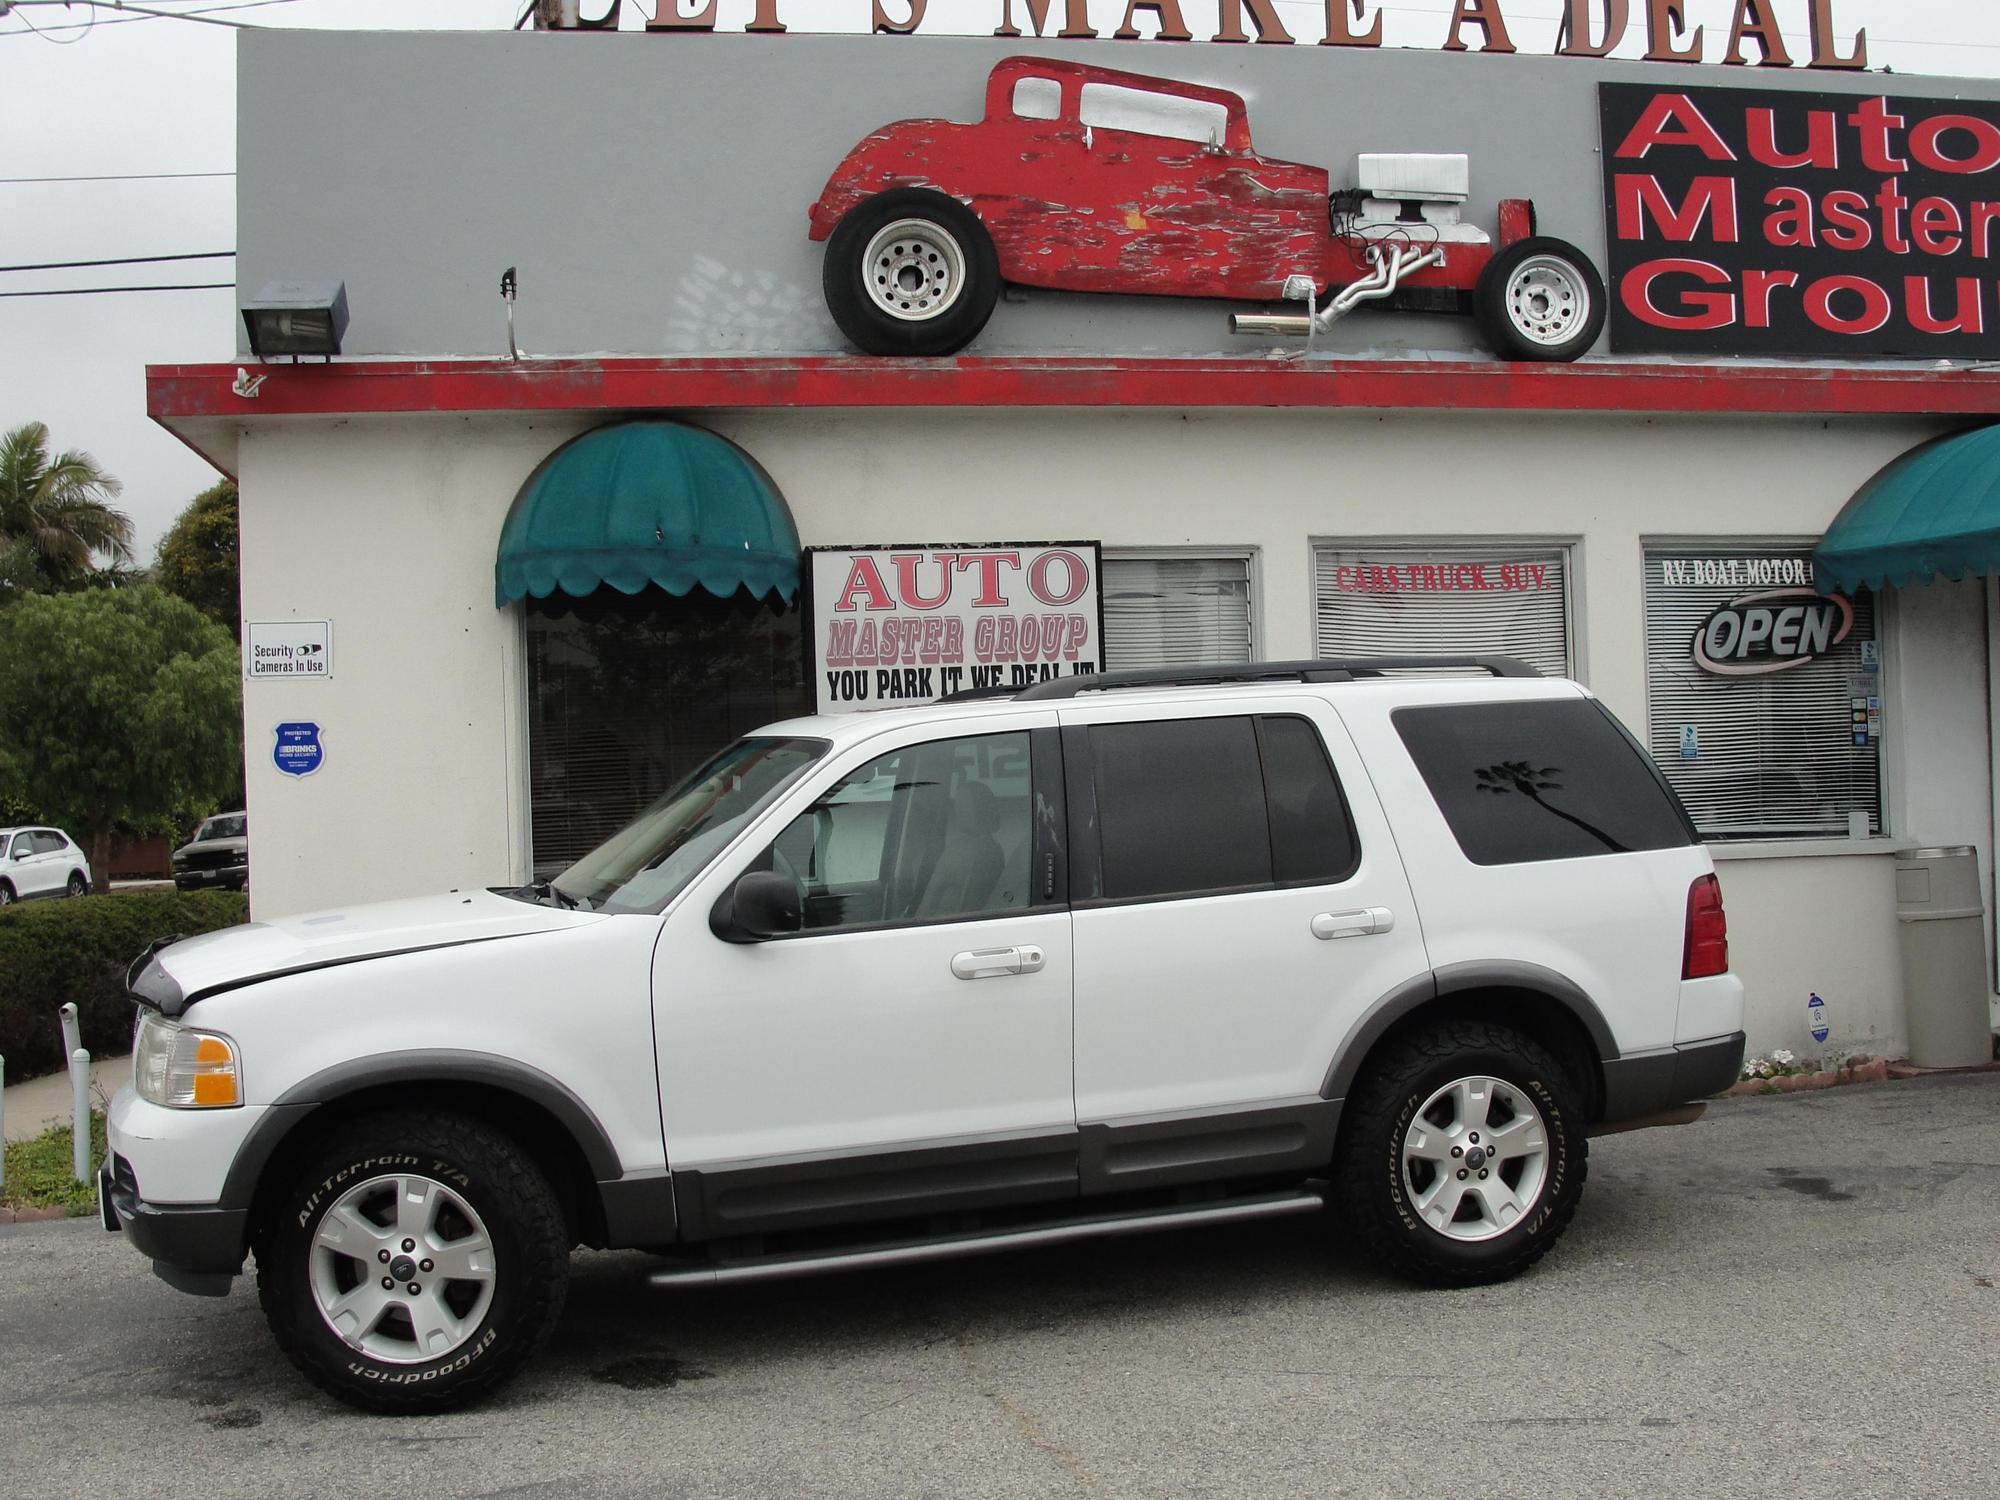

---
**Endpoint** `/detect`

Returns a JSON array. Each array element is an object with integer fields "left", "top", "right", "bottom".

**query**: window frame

[
  {"left": 1640, "top": 536, "right": 1891, "bottom": 847},
  {"left": 1101, "top": 546, "right": 1261, "bottom": 671},
  {"left": 1064, "top": 711, "right": 1363, "bottom": 909},
  {"left": 1308, "top": 536, "right": 1580, "bottom": 683},
  {"left": 750, "top": 725, "right": 1069, "bottom": 941}
]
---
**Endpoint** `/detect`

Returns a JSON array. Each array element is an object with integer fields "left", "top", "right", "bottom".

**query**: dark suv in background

[{"left": 171, "top": 812, "right": 248, "bottom": 892}]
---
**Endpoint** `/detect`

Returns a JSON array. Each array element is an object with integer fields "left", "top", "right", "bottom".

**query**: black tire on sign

[
  {"left": 1473, "top": 236, "right": 1607, "bottom": 363},
  {"left": 823, "top": 188, "right": 1002, "bottom": 357},
  {"left": 255, "top": 1111, "right": 570, "bottom": 1414},
  {"left": 1333, "top": 1020, "right": 1587, "bottom": 1286}
]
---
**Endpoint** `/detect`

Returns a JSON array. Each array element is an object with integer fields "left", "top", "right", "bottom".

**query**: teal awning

[
  {"left": 1816, "top": 425, "right": 2000, "bottom": 594},
  {"left": 495, "top": 421, "right": 800, "bottom": 607}
]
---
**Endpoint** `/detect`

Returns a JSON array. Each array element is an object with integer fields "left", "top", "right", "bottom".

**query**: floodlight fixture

[{"left": 241, "top": 280, "right": 348, "bottom": 360}]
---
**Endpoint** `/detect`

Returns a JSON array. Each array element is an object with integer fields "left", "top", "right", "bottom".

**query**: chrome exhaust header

[{"left": 1231, "top": 244, "right": 1446, "bottom": 346}]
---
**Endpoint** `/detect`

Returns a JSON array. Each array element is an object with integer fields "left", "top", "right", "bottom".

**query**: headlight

[{"left": 134, "top": 1012, "right": 242, "bottom": 1108}]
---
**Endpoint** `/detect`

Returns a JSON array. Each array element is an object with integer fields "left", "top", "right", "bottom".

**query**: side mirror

[{"left": 708, "top": 869, "right": 803, "bottom": 944}]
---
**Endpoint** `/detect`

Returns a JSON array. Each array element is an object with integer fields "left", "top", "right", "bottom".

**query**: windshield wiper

[{"left": 529, "top": 877, "right": 581, "bottom": 911}]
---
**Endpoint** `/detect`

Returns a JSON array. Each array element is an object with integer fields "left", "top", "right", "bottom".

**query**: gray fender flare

[
  {"left": 217, "top": 1049, "right": 623, "bottom": 1212},
  {"left": 1320, "top": 961, "right": 1618, "bottom": 1103}
]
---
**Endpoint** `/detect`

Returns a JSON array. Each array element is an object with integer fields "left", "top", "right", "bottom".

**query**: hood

[{"left": 129, "top": 888, "right": 606, "bottom": 1015}]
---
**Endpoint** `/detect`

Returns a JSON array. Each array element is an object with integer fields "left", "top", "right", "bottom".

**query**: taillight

[{"left": 1683, "top": 874, "right": 1729, "bottom": 979}]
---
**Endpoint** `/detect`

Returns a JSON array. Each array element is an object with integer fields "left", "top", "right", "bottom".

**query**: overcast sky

[{"left": 4, "top": 0, "right": 1999, "bottom": 559}]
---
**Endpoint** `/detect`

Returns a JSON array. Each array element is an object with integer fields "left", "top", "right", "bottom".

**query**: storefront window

[
  {"left": 1312, "top": 543, "right": 1572, "bottom": 677},
  {"left": 525, "top": 588, "right": 809, "bottom": 879},
  {"left": 1643, "top": 546, "right": 1882, "bottom": 841},
  {"left": 1102, "top": 553, "right": 1253, "bottom": 670}
]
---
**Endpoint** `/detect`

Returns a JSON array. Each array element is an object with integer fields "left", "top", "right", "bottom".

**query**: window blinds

[
  {"left": 1312, "top": 545, "right": 1571, "bottom": 678},
  {"left": 1102, "top": 555, "right": 1253, "bottom": 671}
]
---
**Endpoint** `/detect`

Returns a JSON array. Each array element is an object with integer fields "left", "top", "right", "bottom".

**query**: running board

[{"left": 647, "top": 1188, "right": 1327, "bottom": 1288}]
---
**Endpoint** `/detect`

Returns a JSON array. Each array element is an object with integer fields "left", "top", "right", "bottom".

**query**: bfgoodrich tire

[
  {"left": 255, "top": 1111, "right": 569, "bottom": 1414},
  {"left": 823, "top": 188, "right": 1001, "bottom": 356},
  {"left": 1334, "top": 1021, "right": 1586, "bottom": 1286}
]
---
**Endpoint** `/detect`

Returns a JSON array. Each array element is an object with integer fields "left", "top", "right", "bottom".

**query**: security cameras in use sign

[{"left": 245, "top": 620, "right": 334, "bottom": 680}]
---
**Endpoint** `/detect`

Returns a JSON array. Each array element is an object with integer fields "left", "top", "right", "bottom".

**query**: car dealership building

[{"left": 149, "top": 19, "right": 2000, "bottom": 1060}]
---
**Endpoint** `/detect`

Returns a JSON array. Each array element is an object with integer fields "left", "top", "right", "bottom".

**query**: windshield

[
  {"left": 199, "top": 816, "right": 246, "bottom": 841},
  {"left": 550, "top": 737, "right": 825, "bottom": 914}
]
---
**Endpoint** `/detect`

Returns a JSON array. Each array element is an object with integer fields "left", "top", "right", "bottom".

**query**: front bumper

[
  {"left": 172, "top": 864, "right": 246, "bottom": 888},
  {"left": 104, "top": 1085, "right": 258, "bottom": 1295},
  {"left": 99, "top": 1155, "right": 245, "bottom": 1295},
  {"left": 1599, "top": 1032, "right": 1747, "bottom": 1123}
]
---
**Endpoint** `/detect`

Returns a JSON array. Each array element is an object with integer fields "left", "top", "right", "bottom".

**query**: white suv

[{"left": 103, "top": 659, "right": 1744, "bottom": 1412}]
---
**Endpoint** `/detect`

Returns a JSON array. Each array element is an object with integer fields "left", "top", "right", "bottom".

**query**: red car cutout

[{"left": 809, "top": 56, "right": 1605, "bottom": 362}]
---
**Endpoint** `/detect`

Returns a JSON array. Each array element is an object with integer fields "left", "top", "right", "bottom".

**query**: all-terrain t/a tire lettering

[
  {"left": 1334, "top": 1020, "right": 1587, "bottom": 1287},
  {"left": 255, "top": 1111, "right": 569, "bottom": 1414}
]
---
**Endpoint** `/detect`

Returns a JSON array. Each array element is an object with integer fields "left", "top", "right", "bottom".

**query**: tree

[
  {"left": 0, "top": 422, "right": 135, "bottom": 594},
  {"left": 155, "top": 480, "right": 240, "bottom": 638},
  {"left": 0, "top": 585, "right": 241, "bottom": 889}
]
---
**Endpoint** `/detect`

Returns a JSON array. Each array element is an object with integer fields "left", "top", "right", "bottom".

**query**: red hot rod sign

[
  {"left": 1601, "top": 83, "right": 2000, "bottom": 358},
  {"left": 1692, "top": 587, "right": 1854, "bottom": 675},
  {"left": 809, "top": 543, "right": 1104, "bottom": 712},
  {"left": 811, "top": 56, "right": 1605, "bottom": 361}
]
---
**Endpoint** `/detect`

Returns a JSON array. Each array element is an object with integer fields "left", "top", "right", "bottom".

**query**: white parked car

[
  {"left": 0, "top": 825, "right": 91, "bottom": 904},
  {"left": 103, "top": 658, "right": 1744, "bottom": 1412}
]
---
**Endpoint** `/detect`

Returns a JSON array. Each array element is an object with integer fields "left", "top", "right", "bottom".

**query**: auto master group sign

[
  {"left": 1600, "top": 82, "right": 2000, "bottom": 357},
  {"left": 809, "top": 543, "right": 1104, "bottom": 713}
]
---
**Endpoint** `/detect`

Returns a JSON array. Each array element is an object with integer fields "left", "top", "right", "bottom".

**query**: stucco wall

[{"left": 238, "top": 405, "right": 1953, "bottom": 1058}]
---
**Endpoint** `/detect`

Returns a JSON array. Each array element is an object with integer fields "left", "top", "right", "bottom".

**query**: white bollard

[
  {"left": 58, "top": 1002, "right": 81, "bottom": 1063},
  {"left": 71, "top": 1046, "right": 91, "bottom": 1184}
]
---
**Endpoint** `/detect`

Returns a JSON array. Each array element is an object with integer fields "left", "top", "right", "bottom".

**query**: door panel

[
  {"left": 1064, "top": 698, "right": 1431, "bottom": 1125},
  {"left": 655, "top": 717, "right": 1075, "bottom": 1215}
]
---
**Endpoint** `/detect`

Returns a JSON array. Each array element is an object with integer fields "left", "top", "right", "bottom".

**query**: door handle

[
  {"left": 1311, "top": 908, "right": 1395, "bottom": 941},
  {"left": 951, "top": 945, "right": 1046, "bottom": 980}
]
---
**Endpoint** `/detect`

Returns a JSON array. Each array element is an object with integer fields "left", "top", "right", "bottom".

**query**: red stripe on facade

[{"left": 146, "top": 356, "right": 2000, "bottom": 420}]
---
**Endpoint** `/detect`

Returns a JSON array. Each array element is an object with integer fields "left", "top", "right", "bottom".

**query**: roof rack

[{"left": 1006, "top": 656, "right": 1540, "bottom": 702}]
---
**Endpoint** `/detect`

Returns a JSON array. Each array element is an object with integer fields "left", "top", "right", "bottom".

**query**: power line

[
  {"left": 0, "top": 170, "right": 233, "bottom": 184},
  {"left": 0, "top": 0, "right": 292, "bottom": 31},
  {"left": 0, "top": 282, "right": 233, "bottom": 298},
  {"left": 0, "top": 251, "right": 232, "bottom": 272}
]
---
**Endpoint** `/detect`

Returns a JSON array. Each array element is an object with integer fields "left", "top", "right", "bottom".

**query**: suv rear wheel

[
  {"left": 1334, "top": 1021, "right": 1586, "bottom": 1286},
  {"left": 255, "top": 1110, "right": 570, "bottom": 1413}
]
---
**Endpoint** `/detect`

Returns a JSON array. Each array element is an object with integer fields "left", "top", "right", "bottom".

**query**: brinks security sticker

[
  {"left": 1807, "top": 992, "right": 1831, "bottom": 1045},
  {"left": 273, "top": 722, "right": 324, "bottom": 778}
]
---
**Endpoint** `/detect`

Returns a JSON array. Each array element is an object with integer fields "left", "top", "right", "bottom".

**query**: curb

[
  {"left": 0, "top": 1205, "right": 76, "bottom": 1224},
  {"left": 1726, "top": 1054, "right": 2000, "bottom": 1097}
]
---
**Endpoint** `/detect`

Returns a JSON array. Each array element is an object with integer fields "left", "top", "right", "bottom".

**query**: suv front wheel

[
  {"left": 1334, "top": 1021, "right": 1586, "bottom": 1286},
  {"left": 255, "top": 1110, "right": 570, "bottom": 1413}
]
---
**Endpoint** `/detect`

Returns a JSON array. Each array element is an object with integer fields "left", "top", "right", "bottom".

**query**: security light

[{"left": 240, "top": 280, "right": 348, "bottom": 359}]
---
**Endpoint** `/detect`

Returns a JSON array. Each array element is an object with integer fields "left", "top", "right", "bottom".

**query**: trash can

[{"left": 1894, "top": 846, "right": 1993, "bottom": 1068}]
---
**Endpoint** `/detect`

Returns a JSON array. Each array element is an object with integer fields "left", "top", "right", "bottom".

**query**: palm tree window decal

[{"left": 1472, "top": 761, "right": 1629, "bottom": 855}]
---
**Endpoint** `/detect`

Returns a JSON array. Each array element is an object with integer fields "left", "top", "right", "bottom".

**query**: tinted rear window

[
  {"left": 1394, "top": 700, "right": 1695, "bottom": 865},
  {"left": 1093, "top": 717, "right": 1271, "bottom": 899}
]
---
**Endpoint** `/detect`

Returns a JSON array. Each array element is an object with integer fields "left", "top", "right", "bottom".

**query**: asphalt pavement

[{"left": 1, "top": 1074, "right": 1995, "bottom": 1500}]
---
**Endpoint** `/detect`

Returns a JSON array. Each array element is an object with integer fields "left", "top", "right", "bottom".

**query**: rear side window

[
  {"left": 1394, "top": 700, "right": 1695, "bottom": 866},
  {"left": 1089, "top": 714, "right": 1360, "bottom": 901}
]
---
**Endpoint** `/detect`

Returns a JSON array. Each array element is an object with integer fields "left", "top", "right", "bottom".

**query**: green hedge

[{"left": 0, "top": 891, "right": 249, "bottom": 1082}]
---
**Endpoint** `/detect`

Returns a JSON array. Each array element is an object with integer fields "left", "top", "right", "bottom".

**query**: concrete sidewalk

[{"left": 2, "top": 1055, "right": 126, "bottom": 1143}]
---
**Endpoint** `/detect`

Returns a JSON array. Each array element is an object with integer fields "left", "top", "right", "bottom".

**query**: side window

[
  {"left": 1394, "top": 700, "right": 1697, "bottom": 866},
  {"left": 9, "top": 833, "right": 32, "bottom": 859},
  {"left": 768, "top": 732, "right": 1033, "bottom": 931},
  {"left": 1092, "top": 717, "right": 1270, "bottom": 900},
  {"left": 1078, "top": 82, "right": 1229, "bottom": 146},
  {"left": 1258, "top": 717, "right": 1360, "bottom": 884},
  {"left": 1011, "top": 76, "right": 1062, "bottom": 121},
  {"left": 33, "top": 831, "right": 64, "bottom": 855}
]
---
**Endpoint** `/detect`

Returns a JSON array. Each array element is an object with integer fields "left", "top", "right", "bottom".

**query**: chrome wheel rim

[
  {"left": 309, "top": 1173, "right": 497, "bottom": 1365},
  {"left": 1402, "top": 1075, "right": 1550, "bottom": 1243},
  {"left": 863, "top": 217, "right": 967, "bottom": 323},
  {"left": 1503, "top": 255, "right": 1588, "bottom": 347}
]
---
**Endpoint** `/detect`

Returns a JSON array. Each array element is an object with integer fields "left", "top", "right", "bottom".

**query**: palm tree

[{"left": 0, "top": 421, "right": 135, "bottom": 591}]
